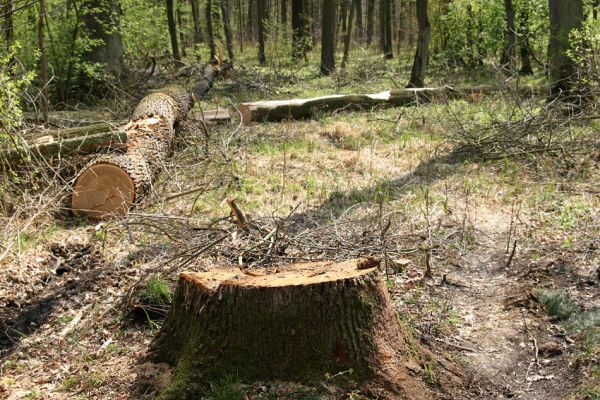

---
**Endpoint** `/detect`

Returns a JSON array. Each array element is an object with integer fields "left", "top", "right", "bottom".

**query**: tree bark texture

[
  {"left": 148, "top": 258, "right": 432, "bottom": 399},
  {"left": 354, "top": 0, "right": 363, "bottom": 40},
  {"left": 518, "top": 0, "right": 533, "bottom": 75},
  {"left": 500, "top": 0, "right": 516, "bottom": 70},
  {"left": 547, "top": 0, "right": 584, "bottom": 99},
  {"left": 189, "top": 0, "right": 203, "bottom": 44},
  {"left": 320, "top": 0, "right": 336, "bottom": 75},
  {"left": 341, "top": 0, "right": 356, "bottom": 69},
  {"left": 220, "top": 0, "right": 235, "bottom": 60},
  {"left": 257, "top": 0, "right": 267, "bottom": 64},
  {"left": 291, "top": 0, "right": 309, "bottom": 59},
  {"left": 366, "top": 0, "right": 374, "bottom": 45},
  {"left": 166, "top": 0, "right": 182, "bottom": 63},
  {"left": 379, "top": 0, "right": 393, "bottom": 58},
  {"left": 408, "top": 0, "right": 430, "bottom": 88},
  {"left": 206, "top": 0, "right": 217, "bottom": 59}
]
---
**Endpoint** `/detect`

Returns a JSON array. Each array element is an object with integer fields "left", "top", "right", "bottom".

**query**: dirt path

[{"left": 441, "top": 211, "right": 581, "bottom": 399}]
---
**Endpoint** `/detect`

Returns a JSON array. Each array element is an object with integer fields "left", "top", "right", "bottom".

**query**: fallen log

[
  {"left": 71, "top": 61, "right": 233, "bottom": 219},
  {"left": 239, "top": 84, "right": 545, "bottom": 124},
  {"left": 148, "top": 258, "right": 432, "bottom": 399}
]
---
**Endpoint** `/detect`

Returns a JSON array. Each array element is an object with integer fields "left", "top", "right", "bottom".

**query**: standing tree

[
  {"left": 291, "top": 0, "right": 309, "bottom": 60},
  {"left": 366, "top": 0, "right": 374, "bottom": 45},
  {"left": 518, "top": 0, "right": 533, "bottom": 75},
  {"left": 190, "top": 0, "right": 203, "bottom": 45},
  {"left": 341, "top": 0, "right": 357, "bottom": 69},
  {"left": 257, "top": 0, "right": 267, "bottom": 64},
  {"left": 500, "top": 0, "right": 516, "bottom": 71},
  {"left": 206, "top": 0, "right": 217, "bottom": 59},
  {"left": 83, "top": 0, "right": 124, "bottom": 73},
  {"left": 547, "top": 0, "right": 584, "bottom": 99},
  {"left": 37, "top": 0, "right": 49, "bottom": 123},
  {"left": 407, "top": 0, "right": 430, "bottom": 88},
  {"left": 166, "top": 0, "right": 182, "bottom": 63},
  {"left": 379, "top": 0, "right": 393, "bottom": 58},
  {"left": 320, "top": 0, "right": 336, "bottom": 74},
  {"left": 354, "top": 0, "right": 363, "bottom": 39},
  {"left": 221, "top": 0, "right": 235, "bottom": 60},
  {"left": 281, "top": 0, "right": 288, "bottom": 25},
  {"left": 3, "top": 0, "right": 14, "bottom": 50}
]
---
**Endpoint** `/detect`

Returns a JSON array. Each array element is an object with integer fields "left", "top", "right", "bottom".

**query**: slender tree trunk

[
  {"left": 220, "top": 0, "right": 235, "bottom": 59},
  {"left": 206, "top": 0, "right": 217, "bottom": 59},
  {"left": 38, "top": 0, "right": 49, "bottom": 123},
  {"left": 355, "top": 0, "right": 363, "bottom": 40},
  {"left": 3, "top": 0, "right": 14, "bottom": 50},
  {"left": 500, "top": 0, "right": 516, "bottom": 70},
  {"left": 291, "top": 0, "right": 310, "bottom": 59},
  {"left": 281, "top": 0, "right": 288, "bottom": 25},
  {"left": 177, "top": 5, "right": 186, "bottom": 57},
  {"left": 341, "top": 0, "right": 356, "bottom": 69},
  {"left": 257, "top": 0, "right": 267, "bottom": 64},
  {"left": 237, "top": 0, "right": 244, "bottom": 53},
  {"left": 547, "top": 0, "right": 585, "bottom": 100},
  {"left": 518, "top": 0, "right": 533, "bottom": 75},
  {"left": 166, "top": 0, "right": 181, "bottom": 63},
  {"left": 247, "top": 0, "right": 255, "bottom": 41},
  {"left": 339, "top": 0, "right": 348, "bottom": 38},
  {"left": 320, "top": 0, "right": 336, "bottom": 75},
  {"left": 407, "top": 0, "right": 430, "bottom": 88},
  {"left": 190, "top": 0, "right": 202, "bottom": 44},
  {"left": 366, "top": 0, "right": 374, "bottom": 45},
  {"left": 381, "top": 0, "right": 393, "bottom": 58}
]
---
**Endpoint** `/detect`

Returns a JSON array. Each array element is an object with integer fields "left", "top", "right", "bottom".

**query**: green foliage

[
  {"left": 140, "top": 276, "right": 173, "bottom": 305},
  {"left": 202, "top": 374, "right": 246, "bottom": 400},
  {"left": 0, "top": 46, "right": 34, "bottom": 136}
]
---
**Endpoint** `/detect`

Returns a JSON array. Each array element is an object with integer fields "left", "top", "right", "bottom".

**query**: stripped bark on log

[{"left": 239, "top": 84, "right": 545, "bottom": 123}]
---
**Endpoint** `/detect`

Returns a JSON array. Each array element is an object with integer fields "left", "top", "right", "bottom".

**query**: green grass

[
  {"left": 140, "top": 276, "right": 173, "bottom": 305},
  {"left": 202, "top": 374, "right": 246, "bottom": 400}
]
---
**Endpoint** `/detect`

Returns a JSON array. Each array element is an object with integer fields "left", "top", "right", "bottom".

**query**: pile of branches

[{"left": 443, "top": 85, "right": 599, "bottom": 163}]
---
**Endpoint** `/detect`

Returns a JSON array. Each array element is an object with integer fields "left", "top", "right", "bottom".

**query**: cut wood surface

[
  {"left": 239, "top": 84, "right": 544, "bottom": 123},
  {"left": 148, "top": 258, "right": 431, "bottom": 399}
]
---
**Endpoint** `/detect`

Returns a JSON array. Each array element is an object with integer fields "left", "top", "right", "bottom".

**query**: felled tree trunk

[
  {"left": 239, "top": 85, "right": 545, "bottom": 124},
  {"left": 71, "top": 85, "right": 192, "bottom": 219},
  {"left": 148, "top": 258, "right": 431, "bottom": 399}
]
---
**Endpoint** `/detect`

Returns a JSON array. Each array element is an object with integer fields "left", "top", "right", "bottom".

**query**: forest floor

[{"left": 0, "top": 52, "right": 598, "bottom": 399}]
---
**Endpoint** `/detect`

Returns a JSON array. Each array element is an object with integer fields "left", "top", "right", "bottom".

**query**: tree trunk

[
  {"left": 408, "top": 0, "right": 430, "bottom": 87},
  {"left": 220, "top": 0, "right": 235, "bottom": 59},
  {"left": 518, "top": 0, "right": 533, "bottom": 75},
  {"left": 177, "top": 5, "right": 186, "bottom": 57},
  {"left": 281, "top": 0, "right": 288, "bottom": 24},
  {"left": 148, "top": 258, "right": 432, "bottom": 399},
  {"left": 291, "top": 0, "right": 309, "bottom": 59},
  {"left": 355, "top": 0, "right": 363, "bottom": 40},
  {"left": 257, "top": 0, "right": 267, "bottom": 64},
  {"left": 38, "top": 0, "right": 49, "bottom": 123},
  {"left": 366, "top": 0, "right": 374, "bottom": 45},
  {"left": 82, "top": 0, "right": 124, "bottom": 74},
  {"left": 206, "top": 0, "right": 217, "bottom": 60},
  {"left": 379, "top": 0, "right": 393, "bottom": 58},
  {"left": 339, "top": 0, "right": 348, "bottom": 38},
  {"left": 3, "top": 0, "right": 14, "bottom": 50},
  {"left": 341, "top": 0, "right": 356, "bottom": 69},
  {"left": 71, "top": 62, "right": 232, "bottom": 219},
  {"left": 166, "top": 0, "right": 182, "bottom": 63},
  {"left": 189, "top": 0, "right": 203, "bottom": 44},
  {"left": 320, "top": 0, "right": 336, "bottom": 75},
  {"left": 547, "top": 0, "right": 584, "bottom": 100},
  {"left": 500, "top": 0, "right": 516, "bottom": 71}
]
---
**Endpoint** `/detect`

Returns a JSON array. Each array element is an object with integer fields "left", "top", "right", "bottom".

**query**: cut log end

[
  {"left": 149, "top": 258, "right": 433, "bottom": 399},
  {"left": 71, "top": 162, "right": 135, "bottom": 219}
]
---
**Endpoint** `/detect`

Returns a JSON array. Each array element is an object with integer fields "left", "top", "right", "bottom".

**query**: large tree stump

[{"left": 148, "top": 258, "right": 432, "bottom": 399}]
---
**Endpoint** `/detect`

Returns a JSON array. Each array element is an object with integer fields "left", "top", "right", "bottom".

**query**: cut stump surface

[{"left": 149, "top": 258, "right": 432, "bottom": 399}]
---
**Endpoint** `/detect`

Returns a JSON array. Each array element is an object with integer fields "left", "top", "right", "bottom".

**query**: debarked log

[
  {"left": 147, "top": 258, "right": 432, "bottom": 400},
  {"left": 238, "top": 84, "right": 545, "bottom": 124}
]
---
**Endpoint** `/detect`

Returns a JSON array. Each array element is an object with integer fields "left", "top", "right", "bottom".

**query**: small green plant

[
  {"left": 141, "top": 276, "right": 173, "bottom": 305},
  {"left": 424, "top": 361, "right": 436, "bottom": 384},
  {"left": 60, "top": 376, "right": 78, "bottom": 391},
  {"left": 535, "top": 289, "right": 580, "bottom": 321},
  {"left": 202, "top": 374, "right": 246, "bottom": 400}
]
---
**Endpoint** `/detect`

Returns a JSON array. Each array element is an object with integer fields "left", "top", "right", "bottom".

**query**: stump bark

[{"left": 148, "top": 258, "right": 432, "bottom": 399}]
